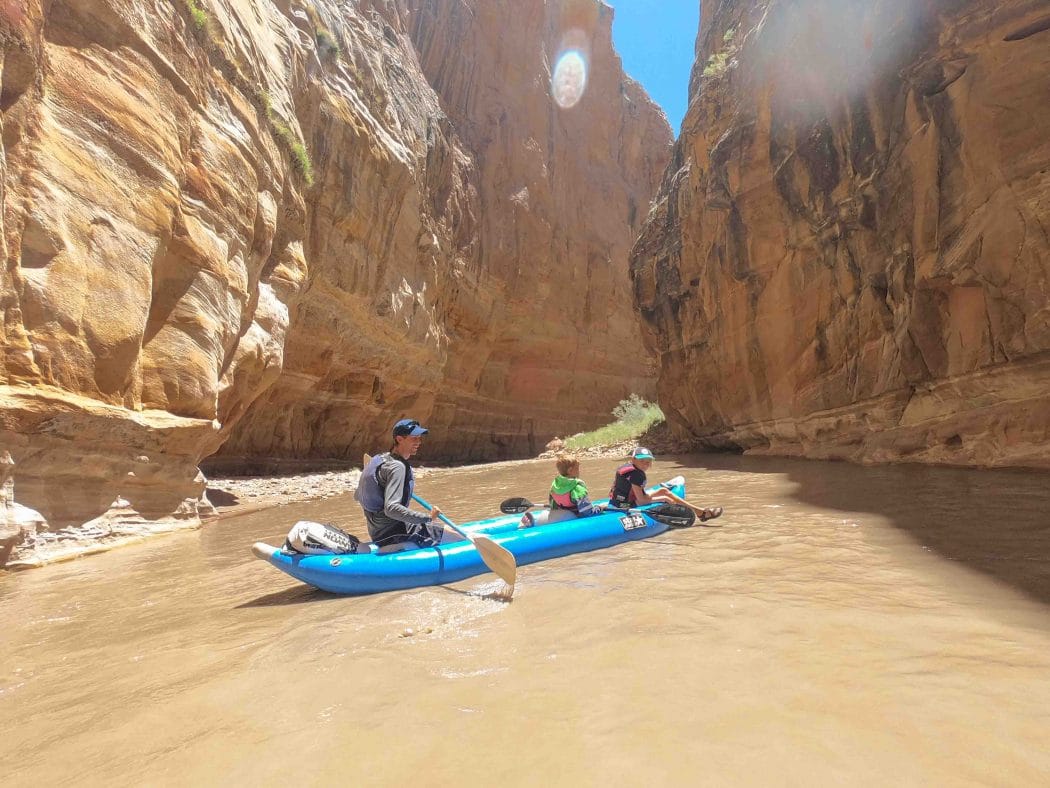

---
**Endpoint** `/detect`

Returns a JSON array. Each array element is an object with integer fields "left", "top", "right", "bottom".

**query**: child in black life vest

[{"left": 609, "top": 447, "right": 723, "bottom": 521}]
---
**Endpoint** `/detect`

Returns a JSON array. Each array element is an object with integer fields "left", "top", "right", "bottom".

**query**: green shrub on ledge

[
  {"left": 270, "top": 117, "right": 315, "bottom": 186},
  {"left": 184, "top": 0, "right": 208, "bottom": 30},
  {"left": 565, "top": 395, "right": 664, "bottom": 451}
]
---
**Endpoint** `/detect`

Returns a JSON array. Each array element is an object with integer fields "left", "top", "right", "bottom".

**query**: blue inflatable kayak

[{"left": 251, "top": 476, "right": 688, "bottom": 595}]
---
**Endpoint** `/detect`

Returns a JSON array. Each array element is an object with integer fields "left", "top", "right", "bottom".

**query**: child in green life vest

[{"left": 549, "top": 454, "right": 596, "bottom": 516}]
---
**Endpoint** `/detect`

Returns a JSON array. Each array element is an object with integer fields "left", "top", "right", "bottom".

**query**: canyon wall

[
  {"left": 220, "top": 0, "right": 671, "bottom": 468},
  {"left": 398, "top": 0, "right": 671, "bottom": 461},
  {"left": 0, "top": 0, "right": 670, "bottom": 547},
  {"left": 632, "top": 0, "right": 1050, "bottom": 468}
]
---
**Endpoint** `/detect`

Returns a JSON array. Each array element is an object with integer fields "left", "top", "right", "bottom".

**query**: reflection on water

[{"left": 2, "top": 455, "right": 1049, "bottom": 785}]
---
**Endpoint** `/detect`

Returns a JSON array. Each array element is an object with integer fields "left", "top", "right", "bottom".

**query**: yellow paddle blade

[{"left": 468, "top": 533, "right": 517, "bottom": 588}]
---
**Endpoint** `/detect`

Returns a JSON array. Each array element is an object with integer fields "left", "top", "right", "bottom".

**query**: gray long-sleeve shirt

[
  {"left": 355, "top": 453, "right": 432, "bottom": 539},
  {"left": 378, "top": 455, "right": 431, "bottom": 525}
]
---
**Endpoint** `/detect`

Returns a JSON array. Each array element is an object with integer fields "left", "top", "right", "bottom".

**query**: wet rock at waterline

[{"left": 631, "top": 0, "right": 1050, "bottom": 469}]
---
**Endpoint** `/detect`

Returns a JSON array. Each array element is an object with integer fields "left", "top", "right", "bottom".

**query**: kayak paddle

[
  {"left": 411, "top": 492, "right": 517, "bottom": 589},
  {"left": 499, "top": 496, "right": 539, "bottom": 514}
]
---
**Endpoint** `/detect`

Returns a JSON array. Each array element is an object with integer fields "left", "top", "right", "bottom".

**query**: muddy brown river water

[{"left": 2, "top": 455, "right": 1049, "bottom": 786}]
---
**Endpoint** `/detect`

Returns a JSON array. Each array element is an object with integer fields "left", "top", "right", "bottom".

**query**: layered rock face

[
  {"left": 632, "top": 0, "right": 1050, "bottom": 468},
  {"left": 219, "top": 0, "right": 671, "bottom": 468},
  {"left": 396, "top": 0, "right": 671, "bottom": 461},
  {"left": 0, "top": 0, "right": 669, "bottom": 539}
]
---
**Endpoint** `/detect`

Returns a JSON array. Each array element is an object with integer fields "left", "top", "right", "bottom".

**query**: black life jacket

[
  {"left": 356, "top": 452, "right": 414, "bottom": 513},
  {"left": 609, "top": 463, "right": 643, "bottom": 507}
]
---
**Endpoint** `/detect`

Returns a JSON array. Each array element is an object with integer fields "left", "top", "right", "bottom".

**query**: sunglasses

[{"left": 393, "top": 420, "right": 421, "bottom": 436}]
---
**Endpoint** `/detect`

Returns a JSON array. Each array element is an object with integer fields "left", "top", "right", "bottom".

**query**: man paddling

[
  {"left": 608, "top": 447, "right": 723, "bottom": 521},
  {"left": 355, "top": 418, "right": 453, "bottom": 549}
]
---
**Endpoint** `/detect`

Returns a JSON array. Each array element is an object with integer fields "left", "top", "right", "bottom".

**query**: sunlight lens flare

[{"left": 552, "top": 49, "right": 588, "bottom": 109}]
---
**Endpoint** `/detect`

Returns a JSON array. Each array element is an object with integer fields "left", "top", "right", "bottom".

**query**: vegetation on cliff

[{"left": 564, "top": 395, "right": 664, "bottom": 451}]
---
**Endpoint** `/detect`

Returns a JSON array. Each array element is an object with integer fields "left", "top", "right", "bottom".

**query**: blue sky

[{"left": 606, "top": 1, "right": 700, "bottom": 133}]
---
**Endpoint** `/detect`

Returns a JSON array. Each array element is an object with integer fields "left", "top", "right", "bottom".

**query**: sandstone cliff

[
  {"left": 0, "top": 0, "right": 670, "bottom": 550},
  {"left": 632, "top": 0, "right": 1050, "bottom": 468},
  {"left": 220, "top": 0, "right": 671, "bottom": 468}
]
